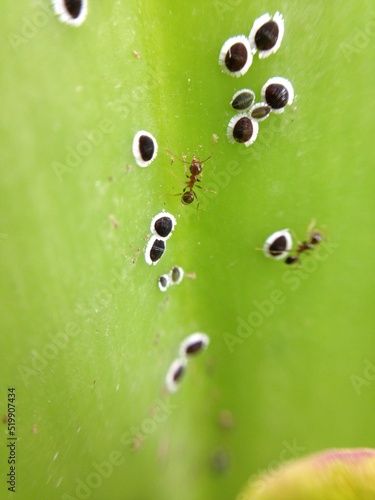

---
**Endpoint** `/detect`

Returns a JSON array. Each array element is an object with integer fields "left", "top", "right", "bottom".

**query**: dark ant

[
  {"left": 165, "top": 149, "right": 214, "bottom": 210},
  {"left": 285, "top": 221, "right": 323, "bottom": 265}
]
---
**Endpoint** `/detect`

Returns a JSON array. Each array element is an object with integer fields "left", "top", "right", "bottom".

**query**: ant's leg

[
  {"left": 285, "top": 255, "right": 302, "bottom": 267},
  {"left": 306, "top": 218, "right": 317, "bottom": 238},
  {"left": 167, "top": 167, "right": 188, "bottom": 186},
  {"left": 289, "top": 227, "right": 303, "bottom": 249},
  {"left": 192, "top": 190, "right": 200, "bottom": 215},
  {"left": 201, "top": 133, "right": 218, "bottom": 163},
  {"left": 195, "top": 184, "right": 217, "bottom": 194},
  {"left": 163, "top": 185, "right": 187, "bottom": 201},
  {"left": 163, "top": 192, "right": 183, "bottom": 199}
]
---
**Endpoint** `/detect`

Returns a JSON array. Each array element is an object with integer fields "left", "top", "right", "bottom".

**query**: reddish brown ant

[
  {"left": 165, "top": 148, "right": 214, "bottom": 210},
  {"left": 285, "top": 220, "right": 323, "bottom": 265}
]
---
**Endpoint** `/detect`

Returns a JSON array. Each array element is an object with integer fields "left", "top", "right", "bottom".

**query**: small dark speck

[
  {"left": 154, "top": 333, "right": 160, "bottom": 345},
  {"left": 158, "top": 295, "right": 170, "bottom": 313},
  {"left": 218, "top": 409, "right": 234, "bottom": 430},
  {"left": 130, "top": 246, "right": 141, "bottom": 264},
  {"left": 109, "top": 214, "right": 119, "bottom": 229},
  {"left": 211, "top": 448, "right": 230, "bottom": 474}
]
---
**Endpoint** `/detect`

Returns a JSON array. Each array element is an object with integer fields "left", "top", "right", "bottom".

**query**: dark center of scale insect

[
  {"left": 154, "top": 217, "right": 173, "bottom": 238},
  {"left": 232, "top": 91, "right": 255, "bottom": 111},
  {"left": 225, "top": 43, "right": 248, "bottom": 72},
  {"left": 150, "top": 239, "right": 165, "bottom": 263},
  {"left": 186, "top": 340, "right": 204, "bottom": 355},
  {"left": 170, "top": 266, "right": 182, "bottom": 283},
  {"left": 173, "top": 364, "right": 185, "bottom": 383},
  {"left": 250, "top": 104, "right": 271, "bottom": 120},
  {"left": 138, "top": 135, "right": 155, "bottom": 162},
  {"left": 255, "top": 20, "right": 279, "bottom": 50},
  {"left": 233, "top": 117, "right": 254, "bottom": 143},
  {"left": 65, "top": 0, "right": 83, "bottom": 18},
  {"left": 269, "top": 234, "right": 288, "bottom": 256},
  {"left": 265, "top": 84, "right": 289, "bottom": 109},
  {"left": 158, "top": 275, "right": 169, "bottom": 289}
]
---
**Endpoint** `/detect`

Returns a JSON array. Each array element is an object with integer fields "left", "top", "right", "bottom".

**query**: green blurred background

[{"left": 1, "top": 1, "right": 375, "bottom": 499}]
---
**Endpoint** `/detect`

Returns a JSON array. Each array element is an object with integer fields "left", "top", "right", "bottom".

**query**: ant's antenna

[
  {"left": 201, "top": 133, "right": 219, "bottom": 163},
  {"left": 165, "top": 149, "right": 189, "bottom": 165}
]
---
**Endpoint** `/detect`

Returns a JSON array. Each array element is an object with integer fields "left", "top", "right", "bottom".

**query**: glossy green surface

[{"left": 1, "top": 1, "right": 375, "bottom": 499}]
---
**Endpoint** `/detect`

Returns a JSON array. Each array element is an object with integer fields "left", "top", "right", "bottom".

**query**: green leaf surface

[{"left": 1, "top": 1, "right": 375, "bottom": 499}]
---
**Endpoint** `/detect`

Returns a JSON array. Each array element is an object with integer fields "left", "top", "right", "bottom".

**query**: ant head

[
  {"left": 190, "top": 159, "right": 202, "bottom": 176},
  {"left": 311, "top": 232, "right": 323, "bottom": 245},
  {"left": 181, "top": 191, "right": 195, "bottom": 205}
]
